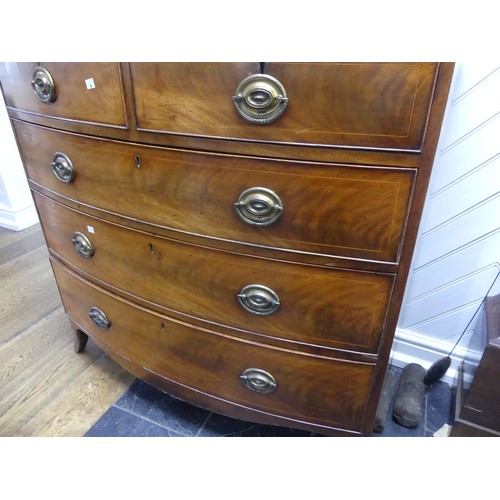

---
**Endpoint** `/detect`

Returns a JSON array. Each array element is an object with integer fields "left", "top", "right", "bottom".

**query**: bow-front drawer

[
  {"left": 0, "top": 62, "right": 127, "bottom": 127},
  {"left": 51, "top": 258, "right": 375, "bottom": 433},
  {"left": 130, "top": 62, "right": 439, "bottom": 151},
  {"left": 17, "top": 121, "right": 414, "bottom": 263},
  {"left": 36, "top": 192, "right": 394, "bottom": 354}
]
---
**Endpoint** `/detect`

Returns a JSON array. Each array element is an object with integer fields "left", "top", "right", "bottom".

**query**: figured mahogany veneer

[
  {"left": 52, "top": 258, "right": 375, "bottom": 433},
  {"left": 130, "top": 62, "right": 437, "bottom": 151},
  {"left": 0, "top": 62, "right": 454, "bottom": 436},
  {"left": 35, "top": 192, "right": 394, "bottom": 354},
  {"left": 15, "top": 120, "right": 414, "bottom": 263},
  {"left": 0, "top": 62, "right": 127, "bottom": 127}
]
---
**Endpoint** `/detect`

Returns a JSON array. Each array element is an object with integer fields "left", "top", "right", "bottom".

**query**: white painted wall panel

[
  {"left": 0, "top": 87, "right": 38, "bottom": 230},
  {"left": 429, "top": 114, "right": 499, "bottom": 193},
  {"left": 401, "top": 265, "right": 499, "bottom": 328},
  {"left": 423, "top": 156, "right": 499, "bottom": 229},
  {"left": 450, "top": 63, "right": 499, "bottom": 103},
  {"left": 438, "top": 67, "right": 499, "bottom": 151},
  {"left": 400, "top": 302, "right": 481, "bottom": 340},
  {"left": 391, "top": 62, "right": 500, "bottom": 384},
  {"left": 411, "top": 193, "right": 500, "bottom": 267},
  {"left": 403, "top": 229, "right": 500, "bottom": 299}
]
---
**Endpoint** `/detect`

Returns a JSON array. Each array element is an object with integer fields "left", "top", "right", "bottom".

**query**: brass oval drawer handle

[
  {"left": 89, "top": 306, "right": 111, "bottom": 330},
  {"left": 51, "top": 152, "right": 75, "bottom": 183},
  {"left": 237, "top": 284, "right": 280, "bottom": 316},
  {"left": 232, "top": 73, "right": 288, "bottom": 124},
  {"left": 235, "top": 187, "right": 283, "bottom": 227},
  {"left": 240, "top": 368, "right": 277, "bottom": 394},
  {"left": 31, "top": 66, "right": 56, "bottom": 103},
  {"left": 72, "top": 231, "right": 94, "bottom": 259}
]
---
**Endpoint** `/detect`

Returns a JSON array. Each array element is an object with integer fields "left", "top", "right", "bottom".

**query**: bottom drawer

[{"left": 51, "top": 258, "right": 376, "bottom": 433}]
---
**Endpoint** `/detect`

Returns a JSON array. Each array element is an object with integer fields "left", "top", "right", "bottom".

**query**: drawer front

[
  {"left": 52, "top": 258, "right": 375, "bottom": 431},
  {"left": 130, "top": 62, "right": 438, "bottom": 151},
  {"left": 0, "top": 62, "right": 126, "bottom": 127},
  {"left": 17, "top": 121, "right": 414, "bottom": 263},
  {"left": 36, "top": 192, "right": 393, "bottom": 353}
]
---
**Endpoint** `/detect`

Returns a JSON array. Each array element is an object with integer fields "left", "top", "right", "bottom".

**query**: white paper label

[
  {"left": 85, "top": 78, "right": 96, "bottom": 90},
  {"left": 87, "top": 225, "right": 95, "bottom": 234}
]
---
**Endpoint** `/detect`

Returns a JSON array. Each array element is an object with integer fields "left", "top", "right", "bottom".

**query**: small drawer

[
  {"left": 35, "top": 192, "right": 394, "bottom": 353},
  {"left": 51, "top": 258, "right": 375, "bottom": 432},
  {"left": 0, "top": 62, "right": 126, "bottom": 127},
  {"left": 17, "top": 121, "right": 414, "bottom": 263},
  {"left": 130, "top": 62, "right": 439, "bottom": 151}
]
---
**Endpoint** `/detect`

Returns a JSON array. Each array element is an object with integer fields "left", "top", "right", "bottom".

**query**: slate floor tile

[
  {"left": 114, "top": 379, "right": 211, "bottom": 437},
  {"left": 424, "top": 380, "right": 455, "bottom": 436},
  {"left": 84, "top": 406, "right": 183, "bottom": 437},
  {"left": 198, "top": 412, "right": 312, "bottom": 437}
]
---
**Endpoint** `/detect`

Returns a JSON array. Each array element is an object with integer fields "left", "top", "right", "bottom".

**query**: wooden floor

[{"left": 0, "top": 223, "right": 134, "bottom": 436}]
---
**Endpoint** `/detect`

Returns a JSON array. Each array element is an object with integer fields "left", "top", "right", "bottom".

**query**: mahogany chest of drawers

[{"left": 0, "top": 62, "right": 453, "bottom": 435}]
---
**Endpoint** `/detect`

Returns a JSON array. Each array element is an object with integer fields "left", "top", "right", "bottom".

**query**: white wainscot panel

[
  {"left": 430, "top": 114, "right": 500, "bottom": 194},
  {"left": 398, "top": 302, "right": 480, "bottom": 340},
  {"left": 399, "top": 265, "right": 499, "bottom": 329},
  {"left": 450, "top": 62, "right": 500, "bottom": 102},
  {"left": 422, "top": 155, "right": 499, "bottom": 230},
  {"left": 404, "top": 229, "right": 500, "bottom": 299},
  {"left": 438, "top": 67, "right": 500, "bottom": 151},
  {"left": 412, "top": 193, "right": 500, "bottom": 268}
]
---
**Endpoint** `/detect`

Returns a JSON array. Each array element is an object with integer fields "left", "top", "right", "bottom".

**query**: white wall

[
  {"left": 0, "top": 87, "right": 38, "bottom": 230},
  {"left": 391, "top": 62, "right": 500, "bottom": 385}
]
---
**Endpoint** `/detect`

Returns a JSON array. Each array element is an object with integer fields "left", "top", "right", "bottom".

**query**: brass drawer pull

[
  {"left": 72, "top": 231, "right": 94, "bottom": 259},
  {"left": 89, "top": 306, "right": 111, "bottom": 330},
  {"left": 235, "top": 187, "right": 283, "bottom": 227},
  {"left": 31, "top": 66, "right": 56, "bottom": 103},
  {"left": 232, "top": 73, "right": 288, "bottom": 124},
  {"left": 237, "top": 284, "right": 280, "bottom": 316},
  {"left": 51, "top": 152, "right": 75, "bottom": 183},
  {"left": 240, "top": 368, "right": 277, "bottom": 394}
]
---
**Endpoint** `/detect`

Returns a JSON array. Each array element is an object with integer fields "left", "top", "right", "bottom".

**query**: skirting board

[
  {"left": 0, "top": 204, "right": 39, "bottom": 231},
  {"left": 390, "top": 328, "right": 482, "bottom": 388}
]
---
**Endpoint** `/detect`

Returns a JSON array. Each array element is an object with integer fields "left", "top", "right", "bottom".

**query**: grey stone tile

[
  {"left": 114, "top": 379, "right": 211, "bottom": 437},
  {"left": 198, "top": 412, "right": 312, "bottom": 437},
  {"left": 424, "top": 380, "right": 454, "bottom": 436},
  {"left": 84, "top": 406, "right": 183, "bottom": 437}
]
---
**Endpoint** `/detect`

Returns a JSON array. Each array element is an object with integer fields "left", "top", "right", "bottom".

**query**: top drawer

[
  {"left": 130, "top": 62, "right": 438, "bottom": 151},
  {"left": 0, "top": 62, "right": 127, "bottom": 127}
]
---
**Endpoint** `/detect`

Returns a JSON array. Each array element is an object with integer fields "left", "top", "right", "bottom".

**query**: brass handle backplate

[
  {"left": 235, "top": 187, "right": 283, "bottom": 227},
  {"left": 232, "top": 73, "right": 288, "bottom": 124},
  {"left": 237, "top": 284, "right": 280, "bottom": 316},
  {"left": 51, "top": 152, "right": 75, "bottom": 183},
  {"left": 240, "top": 368, "right": 277, "bottom": 394},
  {"left": 89, "top": 306, "right": 111, "bottom": 330},
  {"left": 72, "top": 231, "right": 94, "bottom": 259},
  {"left": 31, "top": 66, "right": 56, "bottom": 103}
]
